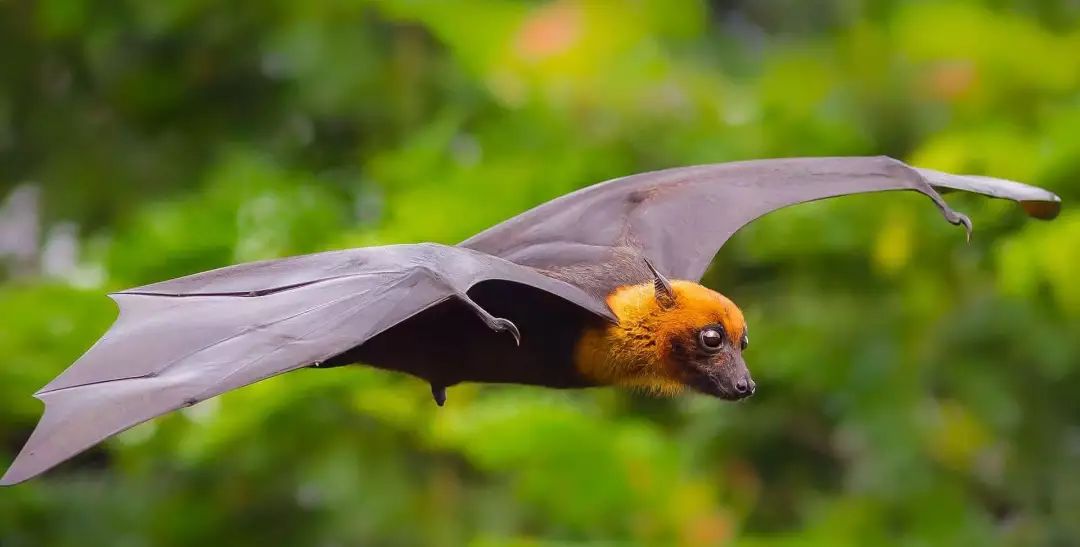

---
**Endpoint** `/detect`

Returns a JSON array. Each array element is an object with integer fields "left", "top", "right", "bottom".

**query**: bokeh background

[{"left": 1, "top": 1, "right": 1078, "bottom": 545}]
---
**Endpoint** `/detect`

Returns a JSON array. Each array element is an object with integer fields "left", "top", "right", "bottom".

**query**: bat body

[
  {"left": 1, "top": 156, "right": 1061, "bottom": 486},
  {"left": 329, "top": 273, "right": 600, "bottom": 392}
]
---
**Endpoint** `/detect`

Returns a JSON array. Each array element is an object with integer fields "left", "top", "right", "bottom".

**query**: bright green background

[{"left": 1, "top": 1, "right": 1078, "bottom": 545}]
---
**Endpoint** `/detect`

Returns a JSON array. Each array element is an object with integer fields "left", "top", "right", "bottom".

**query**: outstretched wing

[
  {"left": 463, "top": 156, "right": 1060, "bottom": 292},
  {"left": 1, "top": 243, "right": 611, "bottom": 486}
]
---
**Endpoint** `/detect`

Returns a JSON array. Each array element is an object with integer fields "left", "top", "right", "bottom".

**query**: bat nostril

[{"left": 735, "top": 379, "right": 749, "bottom": 393}]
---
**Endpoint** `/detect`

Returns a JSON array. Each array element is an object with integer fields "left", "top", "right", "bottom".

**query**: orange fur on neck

[{"left": 573, "top": 280, "right": 746, "bottom": 395}]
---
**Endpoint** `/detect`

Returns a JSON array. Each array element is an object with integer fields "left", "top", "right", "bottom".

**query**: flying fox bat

[{"left": 1, "top": 156, "right": 1061, "bottom": 486}]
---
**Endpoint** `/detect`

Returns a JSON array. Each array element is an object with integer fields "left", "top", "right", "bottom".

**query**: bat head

[
  {"left": 653, "top": 281, "right": 754, "bottom": 401},
  {"left": 577, "top": 278, "right": 753, "bottom": 401}
]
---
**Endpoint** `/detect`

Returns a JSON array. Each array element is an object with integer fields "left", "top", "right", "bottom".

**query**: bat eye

[
  {"left": 699, "top": 327, "right": 725, "bottom": 351},
  {"left": 740, "top": 333, "right": 748, "bottom": 350}
]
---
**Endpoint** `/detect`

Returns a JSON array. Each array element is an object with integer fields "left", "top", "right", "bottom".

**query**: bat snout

[
  {"left": 733, "top": 375, "right": 756, "bottom": 398},
  {"left": 686, "top": 356, "right": 756, "bottom": 401},
  {"left": 718, "top": 368, "right": 755, "bottom": 401}
]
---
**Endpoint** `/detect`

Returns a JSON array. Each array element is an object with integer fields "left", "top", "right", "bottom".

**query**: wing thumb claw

[
  {"left": 915, "top": 172, "right": 975, "bottom": 243},
  {"left": 953, "top": 212, "right": 973, "bottom": 242},
  {"left": 457, "top": 293, "right": 522, "bottom": 345},
  {"left": 497, "top": 318, "right": 522, "bottom": 346}
]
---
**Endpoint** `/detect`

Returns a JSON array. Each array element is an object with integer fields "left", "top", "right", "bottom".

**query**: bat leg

[
  {"left": 431, "top": 384, "right": 447, "bottom": 407},
  {"left": 456, "top": 292, "right": 521, "bottom": 346}
]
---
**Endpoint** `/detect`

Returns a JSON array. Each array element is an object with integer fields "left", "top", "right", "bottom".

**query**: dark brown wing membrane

[
  {"left": 1, "top": 244, "right": 612, "bottom": 486},
  {"left": 463, "top": 156, "right": 1061, "bottom": 292}
]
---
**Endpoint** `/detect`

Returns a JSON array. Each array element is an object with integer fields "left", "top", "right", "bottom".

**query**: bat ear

[{"left": 643, "top": 257, "right": 676, "bottom": 309}]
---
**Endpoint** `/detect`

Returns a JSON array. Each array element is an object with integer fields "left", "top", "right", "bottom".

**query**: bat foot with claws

[{"left": 431, "top": 384, "right": 447, "bottom": 407}]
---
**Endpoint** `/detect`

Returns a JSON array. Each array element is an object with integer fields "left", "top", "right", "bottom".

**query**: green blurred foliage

[{"left": 1, "top": 0, "right": 1078, "bottom": 545}]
